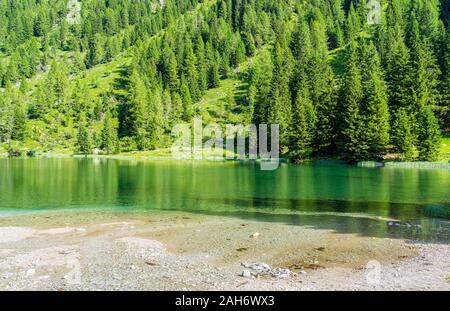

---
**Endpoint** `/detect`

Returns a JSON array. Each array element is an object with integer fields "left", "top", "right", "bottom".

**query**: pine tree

[
  {"left": 267, "top": 39, "right": 293, "bottom": 150},
  {"left": 85, "top": 34, "right": 105, "bottom": 68},
  {"left": 290, "top": 17, "right": 311, "bottom": 99},
  {"left": 59, "top": 19, "right": 68, "bottom": 49},
  {"left": 208, "top": 61, "right": 220, "bottom": 88},
  {"left": 11, "top": 101, "right": 27, "bottom": 141},
  {"left": 417, "top": 106, "right": 441, "bottom": 161},
  {"left": 249, "top": 49, "right": 272, "bottom": 126},
  {"left": 338, "top": 42, "right": 364, "bottom": 161},
  {"left": 386, "top": 38, "right": 413, "bottom": 114},
  {"left": 146, "top": 90, "right": 165, "bottom": 149},
  {"left": 101, "top": 110, "right": 118, "bottom": 154},
  {"left": 183, "top": 41, "right": 200, "bottom": 101},
  {"left": 195, "top": 34, "right": 208, "bottom": 93},
  {"left": 289, "top": 86, "right": 316, "bottom": 161},
  {"left": 166, "top": 49, "right": 180, "bottom": 93},
  {"left": 124, "top": 68, "right": 149, "bottom": 148},
  {"left": 392, "top": 109, "right": 415, "bottom": 160},
  {"left": 181, "top": 75, "right": 193, "bottom": 121},
  {"left": 77, "top": 118, "right": 92, "bottom": 155},
  {"left": 170, "top": 92, "right": 184, "bottom": 125},
  {"left": 242, "top": 31, "right": 256, "bottom": 56},
  {"left": 345, "top": 4, "right": 361, "bottom": 42},
  {"left": 46, "top": 60, "right": 69, "bottom": 111},
  {"left": 309, "top": 16, "right": 338, "bottom": 155},
  {"left": 233, "top": 35, "right": 247, "bottom": 67},
  {"left": 359, "top": 41, "right": 390, "bottom": 159},
  {"left": 409, "top": 18, "right": 441, "bottom": 115},
  {"left": 0, "top": 84, "right": 14, "bottom": 142},
  {"left": 437, "top": 30, "right": 450, "bottom": 130}
]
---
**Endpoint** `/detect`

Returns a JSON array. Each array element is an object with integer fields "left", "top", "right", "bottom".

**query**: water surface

[{"left": 0, "top": 158, "right": 448, "bottom": 242}]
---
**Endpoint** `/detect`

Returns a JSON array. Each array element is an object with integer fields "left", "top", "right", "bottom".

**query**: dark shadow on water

[
  {"left": 155, "top": 196, "right": 450, "bottom": 244},
  {"left": 201, "top": 196, "right": 429, "bottom": 219},
  {"left": 176, "top": 208, "right": 450, "bottom": 244}
]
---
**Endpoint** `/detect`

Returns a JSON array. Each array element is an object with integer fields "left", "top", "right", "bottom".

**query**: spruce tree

[
  {"left": 77, "top": 118, "right": 92, "bottom": 155},
  {"left": 183, "top": 41, "right": 200, "bottom": 101},
  {"left": 290, "top": 17, "right": 311, "bottom": 99},
  {"left": 11, "top": 101, "right": 27, "bottom": 141},
  {"left": 338, "top": 42, "right": 364, "bottom": 162},
  {"left": 208, "top": 61, "right": 220, "bottom": 88},
  {"left": 345, "top": 4, "right": 361, "bottom": 43},
  {"left": 146, "top": 89, "right": 165, "bottom": 149},
  {"left": 392, "top": 109, "right": 415, "bottom": 161},
  {"left": 181, "top": 75, "right": 193, "bottom": 121},
  {"left": 417, "top": 106, "right": 441, "bottom": 161},
  {"left": 267, "top": 39, "right": 293, "bottom": 150},
  {"left": 359, "top": 41, "right": 390, "bottom": 159},
  {"left": 101, "top": 110, "right": 118, "bottom": 154},
  {"left": 386, "top": 38, "right": 413, "bottom": 113},
  {"left": 166, "top": 50, "right": 180, "bottom": 94},
  {"left": 126, "top": 68, "right": 149, "bottom": 148},
  {"left": 0, "top": 85, "right": 13, "bottom": 142},
  {"left": 309, "top": 16, "right": 338, "bottom": 155},
  {"left": 249, "top": 49, "right": 272, "bottom": 126},
  {"left": 289, "top": 86, "right": 316, "bottom": 161}
]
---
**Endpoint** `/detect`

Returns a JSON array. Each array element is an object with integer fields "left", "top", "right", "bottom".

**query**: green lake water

[{"left": 0, "top": 158, "right": 449, "bottom": 242}]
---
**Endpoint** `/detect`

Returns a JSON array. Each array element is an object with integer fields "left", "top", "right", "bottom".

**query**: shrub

[
  {"left": 119, "top": 137, "right": 136, "bottom": 152},
  {"left": 26, "top": 149, "right": 37, "bottom": 157},
  {"left": 7, "top": 146, "right": 25, "bottom": 157},
  {"left": 424, "top": 204, "right": 450, "bottom": 219}
]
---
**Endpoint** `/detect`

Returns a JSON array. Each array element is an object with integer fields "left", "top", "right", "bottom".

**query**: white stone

[{"left": 241, "top": 269, "right": 251, "bottom": 277}]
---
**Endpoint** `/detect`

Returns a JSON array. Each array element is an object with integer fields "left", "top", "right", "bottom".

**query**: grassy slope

[
  {"left": 1, "top": 0, "right": 218, "bottom": 154},
  {"left": 441, "top": 134, "right": 450, "bottom": 161},
  {"left": 1, "top": 1, "right": 448, "bottom": 163}
]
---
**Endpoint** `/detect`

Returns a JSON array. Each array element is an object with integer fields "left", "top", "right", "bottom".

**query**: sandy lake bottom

[{"left": 0, "top": 210, "right": 448, "bottom": 291}]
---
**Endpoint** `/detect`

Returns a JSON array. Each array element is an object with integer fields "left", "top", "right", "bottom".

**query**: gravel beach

[{"left": 0, "top": 210, "right": 448, "bottom": 291}]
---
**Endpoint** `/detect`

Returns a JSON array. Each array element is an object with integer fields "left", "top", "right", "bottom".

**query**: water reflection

[{"left": 0, "top": 158, "right": 448, "bottom": 242}]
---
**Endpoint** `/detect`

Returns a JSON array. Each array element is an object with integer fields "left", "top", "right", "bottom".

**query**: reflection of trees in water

[{"left": 0, "top": 159, "right": 448, "bottom": 242}]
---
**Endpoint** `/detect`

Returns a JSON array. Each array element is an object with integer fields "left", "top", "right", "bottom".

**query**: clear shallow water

[{"left": 0, "top": 158, "right": 448, "bottom": 242}]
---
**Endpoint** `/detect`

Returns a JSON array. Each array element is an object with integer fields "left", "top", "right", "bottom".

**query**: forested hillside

[{"left": 0, "top": 0, "right": 448, "bottom": 162}]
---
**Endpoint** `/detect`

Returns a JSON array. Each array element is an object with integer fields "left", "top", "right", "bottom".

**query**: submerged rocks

[
  {"left": 270, "top": 268, "right": 291, "bottom": 278},
  {"left": 250, "top": 232, "right": 260, "bottom": 239},
  {"left": 240, "top": 263, "right": 295, "bottom": 279},
  {"left": 387, "top": 221, "right": 423, "bottom": 230},
  {"left": 243, "top": 262, "right": 270, "bottom": 273}
]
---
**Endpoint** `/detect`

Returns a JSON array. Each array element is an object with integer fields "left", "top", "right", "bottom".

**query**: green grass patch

[
  {"left": 118, "top": 149, "right": 173, "bottom": 158},
  {"left": 195, "top": 78, "right": 249, "bottom": 125},
  {"left": 440, "top": 134, "right": 450, "bottom": 161}
]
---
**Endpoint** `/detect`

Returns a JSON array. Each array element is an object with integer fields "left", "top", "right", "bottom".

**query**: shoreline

[
  {"left": 0, "top": 210, "right": 448, "bottom": 290},
  {"left": 0, "top": 152, "right": 449, "bottom": 170}
]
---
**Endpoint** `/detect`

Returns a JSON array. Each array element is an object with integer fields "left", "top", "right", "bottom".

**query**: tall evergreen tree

[
  {"left": 386, "top": 37, "right": 413, "bottom": 114},
  {"left": 392, "top": 109, "right": 415, "bottom": 160},
  {"left": 124, "top": 68, "right": 149, "bottom": 148},
  {"left": 267, "top": 38, "right": 293, "bottom": 150},
  {"left": 101, "top": 110, "right": 118, "bottom": 154},
  {"left": 289, "top": 86, "right": 316, "bottom": 161},
  {"left": 77, "top": 118, "right": 92, "bottom": 155},
  {"left": 338, "top": 42, "right": 364, "bottom": 161},
  {"left": 417, "top": 106, "right": 441, "bottom": 161},
  {"left": 309, "top": 16, "right": 338, "bottom": 155},
  {"left": 359, "top": 41, "right": 390, "bottom": 158}
]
